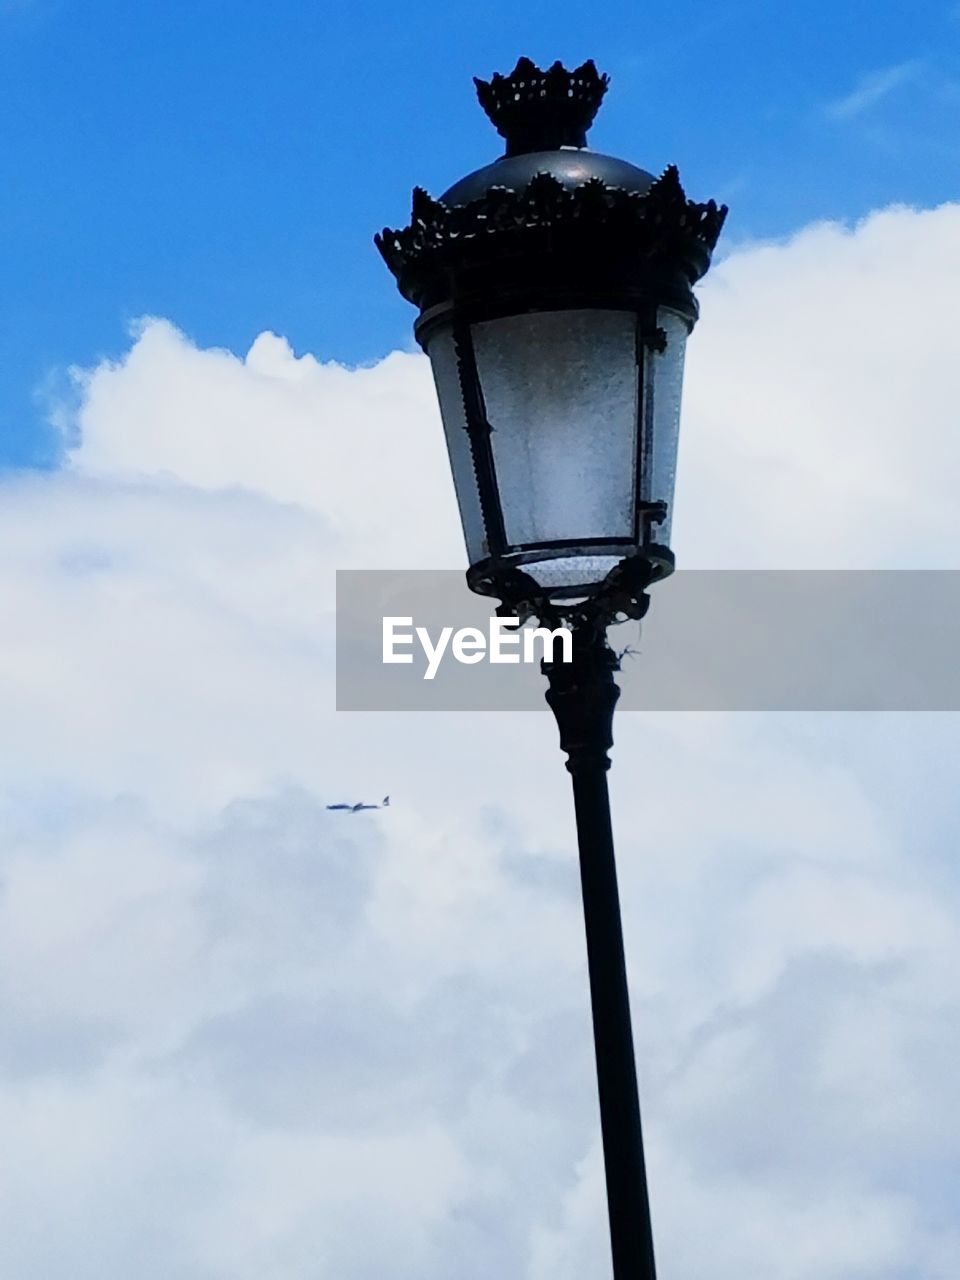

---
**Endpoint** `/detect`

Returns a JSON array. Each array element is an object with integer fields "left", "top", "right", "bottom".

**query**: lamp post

[{"left": 377, "top": 57, "right": 725, "bottom": 1279}]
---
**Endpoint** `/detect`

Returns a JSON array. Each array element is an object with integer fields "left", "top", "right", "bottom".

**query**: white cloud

[
  {"left": 679, "top": 201, "right": 960, "bottom": 568},
  {"left": 67, "top": 320, "right": 465, "bottom": 570},
  {"left": 824, "top": 61, "right": 923, "bottom": 121},
  {"left": 1, "top": 202, "right": 960, "bottom": 1276}
]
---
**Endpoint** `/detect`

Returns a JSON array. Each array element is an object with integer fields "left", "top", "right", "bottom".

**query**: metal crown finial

[{"left": 474, "top": 57, "right": 610, "bottom": 157}]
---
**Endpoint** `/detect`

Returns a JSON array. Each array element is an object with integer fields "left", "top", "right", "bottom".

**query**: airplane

[{"left": 326, "top": 796, "right": 390, "bottom": 813}]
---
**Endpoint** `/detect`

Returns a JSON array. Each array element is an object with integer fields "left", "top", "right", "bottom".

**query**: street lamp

[{"left": 377, "top": 57, "right": 725, "bottom": 1279}]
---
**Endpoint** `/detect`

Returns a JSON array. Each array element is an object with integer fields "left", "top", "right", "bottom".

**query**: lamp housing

[{"left": 377, "top": 58, "right": 726, "bottom": 601}]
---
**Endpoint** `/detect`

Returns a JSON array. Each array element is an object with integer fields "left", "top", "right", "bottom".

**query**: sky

[
  {"left": 3, "top": 3, "right": 960, "bottom": 1278},
  {"left": 3, "top": 0, "right": 960, "bottom": 464}
]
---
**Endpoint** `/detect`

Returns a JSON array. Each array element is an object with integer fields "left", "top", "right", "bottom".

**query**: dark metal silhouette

[
  {"left": 375, "top": 57, "right": 727, "bottom": 1280},
  {"left": 497, "top": 557, "right": 658, "bottom": 1278},
  {"left": 474, "top": 57, "right": 609, "bottom": 155}
]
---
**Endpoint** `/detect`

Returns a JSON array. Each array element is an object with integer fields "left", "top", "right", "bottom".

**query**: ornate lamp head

[{"left": 375, "top": 59, "right": 727, "bottom": 603}]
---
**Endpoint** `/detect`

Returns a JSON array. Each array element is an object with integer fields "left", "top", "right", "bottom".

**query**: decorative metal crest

[
  {"left": 484, "top": 555, "right": 661, "bottom": 709},
  {"left": 375, "top": 166, "right": 728, "bottom": 307},
  {"left": 474, "top": 57, "right": 610, "bottom": 155},
  {"left": 489, "top": 555, "right": 657, "bottom": 633}
]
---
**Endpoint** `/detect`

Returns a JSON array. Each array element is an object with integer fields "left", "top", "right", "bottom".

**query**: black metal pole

[{"left": 544, "top": 626, "right": 657, "bottom": 1280}]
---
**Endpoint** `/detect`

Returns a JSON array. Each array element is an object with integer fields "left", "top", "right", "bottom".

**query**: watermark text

[{"left": 382, "top": 616, "right": 572, "bottom": 680}]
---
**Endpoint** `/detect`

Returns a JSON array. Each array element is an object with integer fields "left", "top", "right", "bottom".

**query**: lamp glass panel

[
  {"left": 425, "top": 325, "right": 488, "bottom": 563},
  {"left": 471, "top": 309, "right": 639, "bottom": 548},
  {"left": 642, "top": 307, "right": 688, "bottom": 546},
  {"left": 522, "top": 554, "right": 628, "bottom": 593}
]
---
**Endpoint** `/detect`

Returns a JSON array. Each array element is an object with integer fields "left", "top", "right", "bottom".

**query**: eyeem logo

[{"left": 383, "top": 617, "right": 573, "bottom": 680}]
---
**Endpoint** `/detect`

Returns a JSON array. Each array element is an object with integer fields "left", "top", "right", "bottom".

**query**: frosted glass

[
  {"left": 426, "top": 326, "right": 488, "bottom": 564},
  {"left": 523, "top": 554, "right": 625, "bottom": 597},
  {"left": 642, "top": 308, "right": 688, "bottom": 546},
  {"left": 471, "top": 309, "right": 639, "bottom": 547}
]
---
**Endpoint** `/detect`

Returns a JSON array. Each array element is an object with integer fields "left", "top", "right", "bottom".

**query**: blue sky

[{"left": 1, "top": 0, "right": 959, "bottom": 467}]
